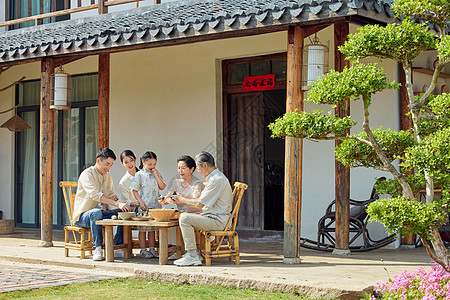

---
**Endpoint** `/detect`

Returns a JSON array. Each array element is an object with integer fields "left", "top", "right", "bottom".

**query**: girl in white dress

[
  {"left": 118, "top": 150, "right": 140, "bottom": 208},
  {"left": 131, "top": 151, "right": 166, "bottom": 258}
]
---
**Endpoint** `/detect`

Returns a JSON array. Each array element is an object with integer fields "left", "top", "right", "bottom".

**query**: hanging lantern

[
  {"left": 50, "top": 66, "right": 71, "bottom": 110},
  {"left": 303, "top": 33, "right": 329, "bottom": 88}
]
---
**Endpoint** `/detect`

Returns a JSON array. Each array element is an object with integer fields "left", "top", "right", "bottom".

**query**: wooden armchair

[
  {"left": 197, "top": 182, "right": 248, "bottom": 266},
  {"left": 60, "top": 181, "right": 94, "bottom": 258}
]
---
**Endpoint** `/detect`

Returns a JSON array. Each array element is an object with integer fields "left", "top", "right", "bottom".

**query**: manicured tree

[{"left": 269, "top": 0, "right": 450, "bottom": 270}]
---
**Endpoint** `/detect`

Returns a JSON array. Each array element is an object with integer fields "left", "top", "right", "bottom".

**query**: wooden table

[{"left": 95, "top": 219, "right": 184, "bottom": 264}]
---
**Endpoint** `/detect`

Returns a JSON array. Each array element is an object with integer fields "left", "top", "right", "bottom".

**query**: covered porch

[{"left": 0, "top": 0, "right": 409, "bottom": 261}]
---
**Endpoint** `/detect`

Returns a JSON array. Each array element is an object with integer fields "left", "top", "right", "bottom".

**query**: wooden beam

[
  {"left": 54, "top": 56, "right": 86, "bottom": 68},
  {"left": 98, "top": 54, "right": 110, "bottom": 149},
  {"left": 283, "top": 25, "right": 304, "bottom": 264},
  {"left": 39, "top": 57, "right": 55, "bottom": 248},
  {"left": 333, "top": 22, "right": 350, "bottom": 255},
  {"left": 303, "top": 24, "right": 331, "bottom": 39}
]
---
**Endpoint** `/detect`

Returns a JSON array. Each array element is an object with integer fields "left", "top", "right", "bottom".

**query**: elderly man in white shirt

[
  {"left": 73, "top": 148, "right": 131, "bottom": 261},
  {"left": 171, "top": 151, "right": 233, "bottom": 266}
]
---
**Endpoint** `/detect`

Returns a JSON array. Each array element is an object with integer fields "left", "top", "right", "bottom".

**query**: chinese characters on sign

[{"left": 242, "top": 74, "right": 275, "bottom": 92}]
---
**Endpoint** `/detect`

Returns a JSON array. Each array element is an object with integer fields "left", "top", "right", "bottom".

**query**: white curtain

[
  {"left": 19, "top": 112, "right": 36, "bottom": 223},
  {"left": 72, "top": 74, "right": 98, "bottom": 102},
  {"left": 85, "top": 107, "right": 98, "bottom": 168}
]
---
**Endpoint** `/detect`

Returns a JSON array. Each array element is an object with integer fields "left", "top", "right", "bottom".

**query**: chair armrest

[
  {"left": 199, "top": 230, "right": 236, "bottom": 236},
  {"left": 64, "top": 226, "right": 90, "bottom": 232}
]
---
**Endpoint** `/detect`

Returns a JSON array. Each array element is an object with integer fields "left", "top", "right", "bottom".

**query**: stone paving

[
  {"left": 0, "top": 229, "right": 432, "bottom": 299},
  {"left": 0, "top": 261, "right": 121, "bottom": 293}
]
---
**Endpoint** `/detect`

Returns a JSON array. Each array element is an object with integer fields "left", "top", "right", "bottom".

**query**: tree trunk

[{"left": 430, "top": 228, "right": 450, "bottom": 269}]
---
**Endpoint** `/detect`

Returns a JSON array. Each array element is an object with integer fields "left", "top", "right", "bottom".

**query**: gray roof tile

[{"left": 0, "top": 0, "right": 395, "bottom": 64}]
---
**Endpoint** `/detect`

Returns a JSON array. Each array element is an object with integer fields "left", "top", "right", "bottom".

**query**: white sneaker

[
  {"left": 149, "top": 247, "right": 159, "bottom": 258},
  {"left": 140, "top": 249, "right": 154, "bottom": 259},
  {"left": 93, "top": 247, "right": 103, "bottom": 261},
  {"left": 114, "top": 249, "right": 124, "bottom": 258},
  {"left": 174, "top": 252, "right": 202, "bottom": 266}
]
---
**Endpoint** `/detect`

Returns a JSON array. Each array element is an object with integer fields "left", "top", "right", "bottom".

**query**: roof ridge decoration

[{"left": 0, "top": 0, "right": 396, "bottom": 64}]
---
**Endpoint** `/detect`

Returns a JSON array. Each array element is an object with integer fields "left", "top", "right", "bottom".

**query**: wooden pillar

[
  {"left": 98, "top": 0, "right": 107, "bottom": 14},
  {"left": 333, "top": 22, "right": 351, "bottom": 255},
  {"left": 39, "top": 57, "right": 55, "bottom": 247},
  {"left": 283, "top": 26, "right": 304, "bottom": 264},
  {"left": 98, "top": 54, "right": 110, "bottom": 149}
]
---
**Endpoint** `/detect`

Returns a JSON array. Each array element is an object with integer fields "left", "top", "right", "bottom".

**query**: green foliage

[
  {"left": 437, "top": 35, "right": 450, "bottom": 62},
  {"left": 268, "top": 109, "right": 356, "bottom": 139},
  {"left": 373, "top": 173, "right": 450, "bottom": 197},
  {"left": 428, "top": 93, "right": 450, "bottom": 118},
  {"left": 392, "top": 0, "right": 450, "bottom": 30},
  {"left": 339, "top": 19, "right": 436, "bottom": 64},
  {"left": 367, "top": 195, "right": 449, "bottom": 239},
  {"left": 402, "top": 127, "right": 450, "bottom": 176},
  {"left": 417, "top": 93, "right": 450, "bottom": 135},
  {"left": 307, "top": 63, "right": 400, "bottom": 108},
  {"left": 334, "top": 128, "right": 415, "bottom": 169}
]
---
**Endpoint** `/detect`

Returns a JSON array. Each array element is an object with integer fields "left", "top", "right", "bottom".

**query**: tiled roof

[{"left": 0, "top": 0, "right": 396, "bottom": 64}]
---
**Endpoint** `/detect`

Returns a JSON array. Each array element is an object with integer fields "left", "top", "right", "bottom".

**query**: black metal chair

[{"left": 314, "top": 177, "right": 394, "bottom": 252}]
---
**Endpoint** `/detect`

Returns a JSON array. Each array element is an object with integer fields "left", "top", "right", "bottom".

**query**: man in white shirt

[
  {"left": 172, "top": 151, "right": 233, "bottom": 266},
  {"left": 73, "top": 148, "right": 131, "bottom": 261}
]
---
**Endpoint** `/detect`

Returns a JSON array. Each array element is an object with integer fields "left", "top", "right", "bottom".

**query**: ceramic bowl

[
  {"left": 148, "top": 209, "right": 176, "bottom": 221},
  {"left": 118, "top": 211, "right": 136, "bottom": 220}
]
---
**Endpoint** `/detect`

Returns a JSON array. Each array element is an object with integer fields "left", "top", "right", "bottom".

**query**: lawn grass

[{"left": 0, "top": 278, "right": 311, "bottom": 299}]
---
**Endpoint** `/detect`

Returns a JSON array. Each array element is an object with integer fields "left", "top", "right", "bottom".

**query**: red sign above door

[{"left": 242, "top": 74, "right": 275, "bottom": 92}]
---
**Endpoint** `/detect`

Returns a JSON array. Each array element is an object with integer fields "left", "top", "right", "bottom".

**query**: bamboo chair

[
  {"left": 60, "top": 181, "right": 94, "bottom": 259},
  {"left": 197, "top": 182, "right": 248, "bottom": 266}
]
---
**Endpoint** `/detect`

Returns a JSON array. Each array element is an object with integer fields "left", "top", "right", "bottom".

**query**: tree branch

[
  {"left": 420, "top": 235, "right": 450, "bottom": 273},
  {"left": 362, "top": 99, "right": 414, "bottom": 199},
  {"left": 0, "top": 66, "right": 12, "bottom": 76},
  {"left": 0, "top": 105, "right": 19, "bottom": 114},
  {"left": 307, "top": 135, "right": 372, "bottom": 146},
  {"left": 0, "top": 76, "right": 26, "bottom": 93}
]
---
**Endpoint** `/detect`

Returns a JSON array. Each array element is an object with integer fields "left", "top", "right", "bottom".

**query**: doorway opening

[{"left": 223, "top": 53, "right": 287, "bottom": 231}]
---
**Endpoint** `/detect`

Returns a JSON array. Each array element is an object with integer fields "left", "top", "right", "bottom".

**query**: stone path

[{"left": 0, "top": 261, "right": 121, "bottom": 293}]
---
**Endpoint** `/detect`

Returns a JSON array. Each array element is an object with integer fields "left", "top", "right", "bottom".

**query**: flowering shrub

[{"left": 371, "top": 262, "right": 450, "bottom": 299}]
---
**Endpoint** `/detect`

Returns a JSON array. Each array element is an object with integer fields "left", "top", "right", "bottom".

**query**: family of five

[{"left": 73, "top": 148, "right": 233, "bottom": 266}]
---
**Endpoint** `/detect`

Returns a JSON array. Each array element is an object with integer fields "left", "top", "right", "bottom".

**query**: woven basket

[
  {"left": 1, "top": 115, "right": 31, "bottom": 132},
  {"left": 0, "top": 220, "right": 14, "bottom": 234}
]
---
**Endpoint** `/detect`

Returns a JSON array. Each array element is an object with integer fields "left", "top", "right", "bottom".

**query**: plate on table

[{"left": 131, "top": 216, "right": 153, "bottom": 221}]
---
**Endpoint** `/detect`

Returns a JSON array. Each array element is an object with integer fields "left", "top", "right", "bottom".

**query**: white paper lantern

[
  {"left": 303, "top": 34, "right": 329, "bottom": 89},
  {"left": 50, "top": 69, "right": 71, "bottom": 110}
]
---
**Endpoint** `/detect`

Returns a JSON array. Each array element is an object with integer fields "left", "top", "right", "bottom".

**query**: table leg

[
  {"left": 105, "top": 225, "right": 114, "bottom": 262},
  {"left": 176, "top": 226, "right": 184, "bottom": 259},
  {"left": 123, "top": 225, "right": 132, "bottom": 259},
  {"left": 159, "top": 227, "right": 168, "bottom": 265}
]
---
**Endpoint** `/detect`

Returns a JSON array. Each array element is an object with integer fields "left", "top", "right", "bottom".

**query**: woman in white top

[
  {"left": 119, "top": 150, "right": 140, "bottom": 208},
  {"left": 161, "top": 155, "right": 204, "bottom": 213}
]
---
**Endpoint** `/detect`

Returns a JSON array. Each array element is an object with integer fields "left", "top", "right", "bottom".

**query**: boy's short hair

[{"left": 96, "top": 148, "right": 116, "bottom": 161}]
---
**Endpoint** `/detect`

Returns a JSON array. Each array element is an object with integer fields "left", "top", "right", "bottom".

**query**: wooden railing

[{"left": 1, "top": 0, "right": 161, "bottom": 28}]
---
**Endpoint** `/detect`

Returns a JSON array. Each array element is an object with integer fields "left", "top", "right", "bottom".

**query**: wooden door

[{"left": 225, "top": 92, "right": 265, "bottom": 230}]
